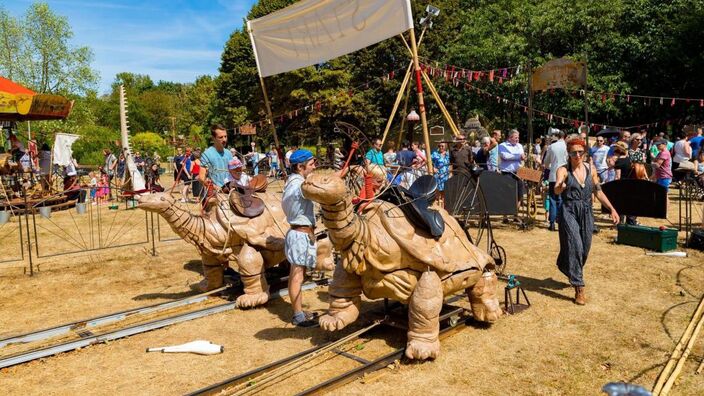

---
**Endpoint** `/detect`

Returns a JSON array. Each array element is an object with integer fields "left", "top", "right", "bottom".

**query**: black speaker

[
  {"left": 478, "top": 171, "right": 518, "bottom": 215},
  {"left": 689, "top": 229, "right": 704, "bottom": 251},
  {"left": 602, "top": 179, "right": 667, "bottom": 218}
]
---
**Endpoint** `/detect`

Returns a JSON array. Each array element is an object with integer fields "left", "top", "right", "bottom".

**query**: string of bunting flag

[
  {"left": 430, "top": 73, "right": 684, "bottom": 132},
  {"left": 231, "top": 63, "right": 415, "bottom": 134},
  {"left": 418, "top": 57, "right": 521, "bottom": 85},
  {"left": 232, "top": 59, "right": 519, "bottom": 134},
  {"left": 562, "top": 88, "right": 704, "bottom": 108}
]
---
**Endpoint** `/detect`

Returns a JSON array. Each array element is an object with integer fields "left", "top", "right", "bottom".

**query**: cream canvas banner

[
  {"left": 248, "top": 0, "right": 413, "bottom": 77},
  {"left": 52, "top": 133, "right": 79, "bottom": 167}
]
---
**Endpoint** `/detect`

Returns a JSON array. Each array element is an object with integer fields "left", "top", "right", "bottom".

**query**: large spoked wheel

[{"left": 444, "top": 170, "right": 486, "bottom": 246}]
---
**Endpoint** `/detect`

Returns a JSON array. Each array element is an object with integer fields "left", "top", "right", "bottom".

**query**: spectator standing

[
  {"left": 449, "top": 134, "right": 473, "bottom": 175},
  {"left": 191, "top": 152, "right": 203, "bottom": 202},
  {"left": 689, "top": 126, "right": 703, "bottom": 168},
  {"left": 285, "top": 145, "right": 297, "bottom": 173},
  {"left": 474, "top": 137, "right": 492, "bottom": 171},
  {"left": 247, "top": 141, "right": 261, "bottom": 175},
  {"left": 116, "top": 152, "right": 126, "bottom": 192},
  {"left": 411, "top": 141, "right": 426, "bottom": 171},
  {"left": 134, "top": 151, "right": 145, "bottom": 175},
  {"left": 383, "top": 144, "right": 397, "bottom": 167},
  {"left": 103, "top": 148, "right": 117, "bottom": 199},
  {"left": 365, "top": 138, "right": 385, "bottom": 167},
  {"left": 498, "top": 129, "right": 526, "bottom": 219},
  {"left": 488, "top": 129, "right": 501, "bottom": 171},
  {"left": 589, "top": 135, "right": 610, "bottom": 183},
  {"left": 173, "top": 147, "right": 184, "bottom": 182},
  {"left": 652, "top": 139, "right": 673, "bottom": 192},
  {"left": 431, "top": 142, "right": 450, "bottom": 204},
  {"left": 543, "top": 130, "right": 568, "bottom": 231},
  {"left": 179, "top": 148, "right": 192, "bottom": 202},
  {"left": 471, "top": 140, "right": 481, "bottom": 156},
  {"left": 672, "top": 128, "right": 692, "bottom": 181},
  {"left": 267, "top": 144, "right": 280, "bottom": 177}
]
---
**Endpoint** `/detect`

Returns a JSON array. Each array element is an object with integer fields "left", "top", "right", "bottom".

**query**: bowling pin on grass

[{"left": 146, "top": 340, "right": 224, "bottom": 355}]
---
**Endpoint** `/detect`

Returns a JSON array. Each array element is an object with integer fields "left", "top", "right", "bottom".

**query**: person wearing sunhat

[
  {"left": 449, "top": 133, "right": 474, "bottom": 175},
  {"left": 282, "top": 149, "right": 319, "bottom": 327},
  {"left": 221, "top": 157, "right": 251, "bottom": 194}
]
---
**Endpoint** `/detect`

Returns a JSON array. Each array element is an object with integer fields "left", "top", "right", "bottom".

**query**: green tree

[{"left": 0, "top": 2, "right": 98, "bottom": 95}]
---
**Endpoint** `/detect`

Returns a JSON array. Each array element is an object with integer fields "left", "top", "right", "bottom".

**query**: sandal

[{"left": 292, "top": 311, "right": 319, "bottom": 328}]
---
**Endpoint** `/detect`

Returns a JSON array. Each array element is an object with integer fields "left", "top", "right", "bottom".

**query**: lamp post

[{"left": 406, "top": 109, "right": 420, "bottom": 144}]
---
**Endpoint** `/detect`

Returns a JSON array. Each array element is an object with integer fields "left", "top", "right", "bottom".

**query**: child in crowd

[
  {"left": 95, "top": 173, "right": 109, "bottom": 205},
  {"left": 88, "top": 171, "right": 98, "bottom": 204}
]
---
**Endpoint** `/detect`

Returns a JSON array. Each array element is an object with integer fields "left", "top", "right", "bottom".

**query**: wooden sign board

[
  {"left": 239, "top": 124, "right": 257, "bottom": 136},
  {"left": 531, "top": 58, "right": 586, "bottom": 92},
  {"left": 430, "top": 125, "right": 444, "bottom": 136}
]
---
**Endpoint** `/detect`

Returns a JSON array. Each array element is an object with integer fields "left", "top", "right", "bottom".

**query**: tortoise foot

[
  {"left": 405, "top": 338, "right": 440, "bottom": 360},
  {"left": 236, "top": 291, "right": 269, "bottom": 308},
  {"left": 468, "top": 272, "right": 502, "bottom": 322}
]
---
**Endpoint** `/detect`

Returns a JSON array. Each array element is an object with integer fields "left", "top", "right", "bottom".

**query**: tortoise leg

[
  {"left": 467, "top": 272, "right": 502, "bottom": 322},
  {"left": 319, "top": 263, "right": 361, "bottom": 331},
  {"left": 194, "top": 254, "right": 225, "bottom": 292},
  {"left": 235, "top": 244, "right": 270, "bottom": 308},
  {"left": 314, "top": 237, "right": 334, "bottom": 271},
  {"left": 406, "top": 271, "right": 442, "bottom": 360}
]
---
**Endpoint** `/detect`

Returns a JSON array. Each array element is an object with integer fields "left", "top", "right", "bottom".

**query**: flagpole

[
  {"left": 247, "top": 20, "right": 284, "bottom": 171},
  {"left": 408, "top": 28, "right": 433, "bottom": 174}
]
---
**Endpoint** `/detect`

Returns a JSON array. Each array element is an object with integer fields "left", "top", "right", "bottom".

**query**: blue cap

[{"left": 289, "top": 149, "right": 314, "bottom": 165}]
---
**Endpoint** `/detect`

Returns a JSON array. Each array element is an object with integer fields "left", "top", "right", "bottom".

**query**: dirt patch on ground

[{"left": 1, "top": 186, "right": 703, "bottom": 395}]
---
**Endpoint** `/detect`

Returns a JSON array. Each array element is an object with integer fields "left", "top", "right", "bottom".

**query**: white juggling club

[{"left": 146, "top": 340, "right": 224, "bottom": 355}]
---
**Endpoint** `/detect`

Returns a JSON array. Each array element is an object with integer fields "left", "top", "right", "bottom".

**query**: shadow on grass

[{"left": 515, "top": 275, "right": 573, "bottom": 302}]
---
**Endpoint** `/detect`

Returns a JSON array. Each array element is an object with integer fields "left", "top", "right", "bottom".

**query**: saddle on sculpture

[
  {"left": 378, "top": 175, "right": 445, "bottom": 238},
  {"left": 229, "top": 174, "right": 268, "bottom": 218}
]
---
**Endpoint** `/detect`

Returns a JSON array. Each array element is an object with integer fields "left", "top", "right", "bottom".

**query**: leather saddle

[
  {"left": 229, "top": 174, "right": 268, "bottom": 218},
  {"left": 378, "top": 175, "right": 445, "bottom": 238}
]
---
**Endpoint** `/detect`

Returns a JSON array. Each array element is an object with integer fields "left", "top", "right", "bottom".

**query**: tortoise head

[
  {"left": 302, "top": 170, "right": 347, "bottom": 205},
  {"left": 137, "top": 192, "right": 176, "bottom": 212}
]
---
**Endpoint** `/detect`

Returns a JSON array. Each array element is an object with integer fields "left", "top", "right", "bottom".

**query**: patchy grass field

[{"left": 0, "top": 181, "right": 703, "bottom": 395}]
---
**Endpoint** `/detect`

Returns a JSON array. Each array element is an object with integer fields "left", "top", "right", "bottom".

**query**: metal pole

[
  {"left": 23, "top": 189, "right": 33, "bottom": 276},
  {"left": 583, "top": 60, "right": 590, "bottom": 148},
  {"left": 408, "top": 28, "right": 433, "bottom": 174}
]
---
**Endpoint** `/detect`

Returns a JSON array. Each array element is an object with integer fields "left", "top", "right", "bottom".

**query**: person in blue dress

[{"left": 431, "top": 142, "right": 450, "bottom": 204}]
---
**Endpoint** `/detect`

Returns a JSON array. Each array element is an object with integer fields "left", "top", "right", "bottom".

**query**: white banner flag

[
  {"left": 247, "top": 0, "right": 413, "bottom": 77},
  {"left": 52, "top": 133, "right": 80, "bottom": 167}
]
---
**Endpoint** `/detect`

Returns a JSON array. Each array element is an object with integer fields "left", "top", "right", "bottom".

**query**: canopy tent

[{"left": 0, "top": 76, "right": 73, "bottom": 121}]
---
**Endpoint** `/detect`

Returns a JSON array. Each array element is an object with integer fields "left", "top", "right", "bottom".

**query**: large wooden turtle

[
  {"left": 301, "top": 171, "right": 501, "bottom": 360},
  {"left": 138, "top": 191, "right": 333, "bottom": 308}
]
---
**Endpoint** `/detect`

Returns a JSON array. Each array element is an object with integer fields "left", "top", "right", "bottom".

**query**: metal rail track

[
  {"left": 187, "top": 304, "right": 467, "bottom": 396},
  {"left": 0, "top": 279, "right": 327, "bottom": 369}
]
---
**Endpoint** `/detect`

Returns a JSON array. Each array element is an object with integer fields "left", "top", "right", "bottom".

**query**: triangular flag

[{"left": 489, "top": 70, "right": 495, "bottom": 81}]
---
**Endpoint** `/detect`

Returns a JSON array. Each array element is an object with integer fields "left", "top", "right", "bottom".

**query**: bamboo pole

[
  {"left": 420, "top": 70, "right": 461, "bottom": 137},
  {"left": 660, "top": 311, "right": 704, "bottom": 395},
  {"left": 380, "top": 62, "right": 413, "bottom": 147},
  {"left": 408, "top": 28, "right": 433, "bottom": 174},
  {"left": 653, "top": 293, "right": 704, "bottom": 394}
]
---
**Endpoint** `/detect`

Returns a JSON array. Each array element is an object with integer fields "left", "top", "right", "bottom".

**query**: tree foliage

[{"left": 0, "top": 2, "right": 98, "bottom": 95}]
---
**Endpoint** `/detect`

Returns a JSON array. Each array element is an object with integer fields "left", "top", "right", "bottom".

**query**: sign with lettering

[
  {"left": 239, "top": 124, "right": 257, "bottom": 136},
  {"left": 531, "top": 58, "right": 586, "bottom": 92},
  {"left": 247, "top": 0, "right": 413, "bottom": 77}
]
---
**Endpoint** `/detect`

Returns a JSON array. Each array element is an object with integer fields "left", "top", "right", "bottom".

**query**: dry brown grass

[{"left": 0, "top": 184, "right": 703, "bottom": 395}]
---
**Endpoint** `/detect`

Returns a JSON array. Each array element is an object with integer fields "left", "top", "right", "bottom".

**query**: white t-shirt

[
  {"left": 543, "top": 140, "right": 568, "bottom": 182},
  {"left": 673, "top": 140, "right": 690, "bottom": 163}
]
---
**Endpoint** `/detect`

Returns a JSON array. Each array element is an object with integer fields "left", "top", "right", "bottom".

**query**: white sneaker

[{"left": 180, "top": 198, "right": 187, "bottom": 203}]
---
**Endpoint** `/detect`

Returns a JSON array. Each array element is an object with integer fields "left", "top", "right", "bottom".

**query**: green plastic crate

[{"left": 616, "top": 224, "right": 678, "bottom": 252}]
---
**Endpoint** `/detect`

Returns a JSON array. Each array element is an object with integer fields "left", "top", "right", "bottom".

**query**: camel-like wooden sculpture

[
  {"left": 138, "top": 192, "right": 333, "bottom": 308},
  {"left": 301, "top": 171, "right": 501, "bottom": 360}
]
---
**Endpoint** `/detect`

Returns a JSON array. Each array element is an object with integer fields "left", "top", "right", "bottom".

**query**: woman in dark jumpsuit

[{"left": 555, "top": 138, "right": 620, "bottom": 305}]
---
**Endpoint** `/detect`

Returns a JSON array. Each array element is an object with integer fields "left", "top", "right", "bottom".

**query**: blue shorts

[
  {"left": 284, "top": 229, "right": 317, "bottom": 268},
  {"left": 656, "top": 178, "right": 671, "bottom": 189},
  {"left": 271, "top": 163, "right": 279, "bottom": 170}
]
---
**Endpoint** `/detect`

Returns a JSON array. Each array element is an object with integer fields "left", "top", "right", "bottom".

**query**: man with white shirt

[
  {"left": 498, "top": 129, "right": 526, "bottom": 217},
  {"left": 543, "top": 130, "right": 568, "bottom": 231},
  {"left": 589, "top": 135, "right": 610, "bottom": 183}
]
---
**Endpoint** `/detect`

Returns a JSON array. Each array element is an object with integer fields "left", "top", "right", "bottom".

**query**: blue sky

[{"left": 4, "top": 0, "right": 258, "bottom": 94}]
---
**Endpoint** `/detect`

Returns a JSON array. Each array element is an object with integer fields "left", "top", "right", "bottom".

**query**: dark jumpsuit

[{"left": 556, "top": 163, "right": 594, "bottom": 287}]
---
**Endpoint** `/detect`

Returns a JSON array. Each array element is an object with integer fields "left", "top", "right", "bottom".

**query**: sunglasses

[{"left": 569, "top": 150, "right": 585, "bottom": 158}]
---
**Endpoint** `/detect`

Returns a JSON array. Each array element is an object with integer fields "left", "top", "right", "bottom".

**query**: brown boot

[{"left": 574, "top": 286, "right": 586, "bottom": 305}]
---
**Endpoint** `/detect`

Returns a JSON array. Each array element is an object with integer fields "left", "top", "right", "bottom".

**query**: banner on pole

[
  {"left": 247, "top": 0, "right": 413, "bottom": 77},
  {"left": 531, "top": 58, "right": 586, "bottom": 92},
  {"left": 53, "top": 133, "right": 80, "bottom": 167}
]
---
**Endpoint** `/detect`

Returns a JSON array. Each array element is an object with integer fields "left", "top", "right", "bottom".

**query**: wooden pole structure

[
  {"left": 527, "top": 62, "right": 534, "bottom": 168},
  {"left": 583, "top": 60, "right": 590, "bottom": 148},
  {"left": 420, "top": 70, "right": 461, "bottom": 137},
  {"left": 380, "top": 62, "right": 413, "bottom": 147},
  {"left": 396, "top": 82, "right": 412, "bottom": 150},
  {"left": 408, "top": 28, "right": 433, "bottom": 174}
]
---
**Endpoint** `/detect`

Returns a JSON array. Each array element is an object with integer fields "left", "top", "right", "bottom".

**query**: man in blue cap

[{"left": 282, "top": 148, "right": 319, "bottom": 327}]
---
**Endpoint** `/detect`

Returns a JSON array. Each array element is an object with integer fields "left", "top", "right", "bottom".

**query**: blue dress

[{"left": 431, "top": 151, "right": 450, "bottom": 191}]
